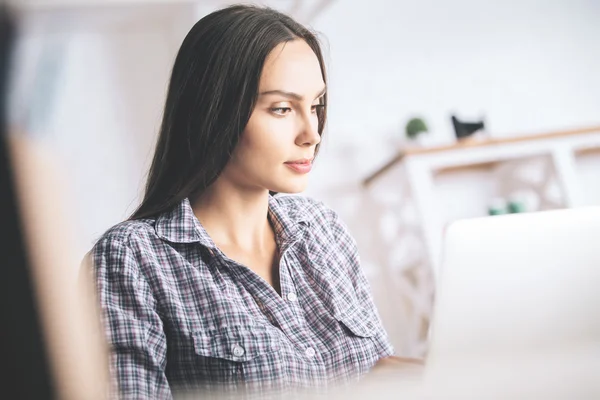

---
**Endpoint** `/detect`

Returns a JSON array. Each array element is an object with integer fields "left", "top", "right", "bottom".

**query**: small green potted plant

[{"left": 405, "top": 117, "right": 429, "bottom": 145}]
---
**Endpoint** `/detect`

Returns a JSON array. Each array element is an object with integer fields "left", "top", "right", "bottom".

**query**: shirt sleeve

[
  {"left": 327, "top": 208, "right": 396, "bottom": 358},
  {"left": 92, "top": 237, "right": 172, "bottom": 400}
]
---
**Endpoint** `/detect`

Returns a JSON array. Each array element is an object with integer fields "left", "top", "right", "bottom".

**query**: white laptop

[
  {"left": 424, "top": 207, "right": 600, "bottom": 398},
  {"left": 342, "top": 207, "right": 600, "bottom": 399}
]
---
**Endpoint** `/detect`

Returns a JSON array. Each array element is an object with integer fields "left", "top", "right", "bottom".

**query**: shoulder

[
  {"left": 91, "top": 218, "right": 158, "bottom": 264},
  {"left": 95, "top": 218, "right": 156, "bottom": 247}
]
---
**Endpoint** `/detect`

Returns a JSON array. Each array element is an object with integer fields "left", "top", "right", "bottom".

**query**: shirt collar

[
  {"left": 155, "top": 197, "right": 216, "bottom": 248},
  {"left": 155, "top": 195, "right": 310, "bottom": 248},
  {"left": 267, "top": 195, "right": 311, "bottom": 247}
]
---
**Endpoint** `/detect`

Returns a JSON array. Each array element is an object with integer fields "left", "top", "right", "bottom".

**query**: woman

[{"left": 92, "top": 5, "right": 409, "bottom": 399}]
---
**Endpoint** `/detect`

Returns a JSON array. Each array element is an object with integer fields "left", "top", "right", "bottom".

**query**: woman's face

[{"left": 222, "top": 39, "right": 325, "bottom": 194}]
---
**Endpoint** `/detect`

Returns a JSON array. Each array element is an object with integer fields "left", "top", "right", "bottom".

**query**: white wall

[{"left": 11, "top": 0, "right": 600, "bottom": 355}]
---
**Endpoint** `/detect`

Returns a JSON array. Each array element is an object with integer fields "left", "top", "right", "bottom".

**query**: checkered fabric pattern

[{"left": 92, "top": 195, "right": 394, "bottom": 399}]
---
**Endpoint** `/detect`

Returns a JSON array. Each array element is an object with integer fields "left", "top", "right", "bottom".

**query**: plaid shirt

[{"left": 92, "top": 195, "right": 394, "bottom": 399}]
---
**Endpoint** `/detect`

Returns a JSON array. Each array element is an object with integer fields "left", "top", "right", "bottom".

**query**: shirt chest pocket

[
  {"left": 191, "top": 323, "right": 286, "bottom": 387},
  {"left": 193, "top": 324, "right": 281, "bottom": 361}
]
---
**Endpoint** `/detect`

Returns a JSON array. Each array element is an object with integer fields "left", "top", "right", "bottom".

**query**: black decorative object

[{"left": 452, "top": 115, "right": 485, "bottom": 140}]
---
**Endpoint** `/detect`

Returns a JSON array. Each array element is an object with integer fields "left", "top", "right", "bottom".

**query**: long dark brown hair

[{"left": 130, "top": 5, "right": 328, "bottom": 220}]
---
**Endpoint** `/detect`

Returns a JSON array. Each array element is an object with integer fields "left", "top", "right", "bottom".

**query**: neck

[{"left": 191, "top": 180, "right": 273, "bottom": 253}]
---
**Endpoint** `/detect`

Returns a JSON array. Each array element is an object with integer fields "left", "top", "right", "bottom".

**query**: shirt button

[
  {"left": 232, "top": 345, "right": 245, "bottom": 357},
  {"left": 287, "top": 292, "right": 297, "bottom": 302},
  {"left": 305, "top": 347, "right": 316, "bottom": 359}
]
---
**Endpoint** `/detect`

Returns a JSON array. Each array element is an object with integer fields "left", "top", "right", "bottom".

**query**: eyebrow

[{"left": 259, "top": 86, "right": 327, "bottom": 101}]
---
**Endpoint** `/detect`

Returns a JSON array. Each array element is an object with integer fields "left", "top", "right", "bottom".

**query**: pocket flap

[
  {"left": 192, "top": 324, "right": 280, "bottom": 362},
  {"left": 337, "top": 305, "right": 377, "bottom": 338}
]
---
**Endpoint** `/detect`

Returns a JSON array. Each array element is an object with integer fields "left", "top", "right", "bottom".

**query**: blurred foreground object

[
  {"left": 1, "top": 5, "right": 54, "bottom": 397},
  {"left": 9, "top": 136, "right": 109, "bottom": 400},
  {"left": 1, "top": 3, "right": 108, "bottom": 399}
]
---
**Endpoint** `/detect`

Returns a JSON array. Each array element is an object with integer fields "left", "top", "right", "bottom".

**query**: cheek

[{"left": 240, "top": 115, "right": 290, "bottom": 161}]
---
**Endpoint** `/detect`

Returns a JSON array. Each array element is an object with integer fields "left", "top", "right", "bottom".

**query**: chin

[{"left": 270, "top": 180, "right": 308, "bottom": 194}]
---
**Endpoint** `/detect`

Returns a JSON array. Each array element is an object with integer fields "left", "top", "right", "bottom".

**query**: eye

[{"left": 271, "top": 107, "right": 292, "bottom": 116}]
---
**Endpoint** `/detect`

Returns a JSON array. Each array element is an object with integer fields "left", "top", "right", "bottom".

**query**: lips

[{"left": 284, "top": 158, "right": 313, "bottom": 174}]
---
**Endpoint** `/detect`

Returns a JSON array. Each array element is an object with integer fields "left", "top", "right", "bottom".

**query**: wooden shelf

[
  {"left": 403, "top": 126, "right": 600, "bottom": 157},
  {"left": 364, "top": 125, "right": 600, "bottom": 186}
]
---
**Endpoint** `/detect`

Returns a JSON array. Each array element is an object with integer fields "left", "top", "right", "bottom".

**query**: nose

[{"left": 295, "top": 111, "right": 321, "bottom": 147}]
